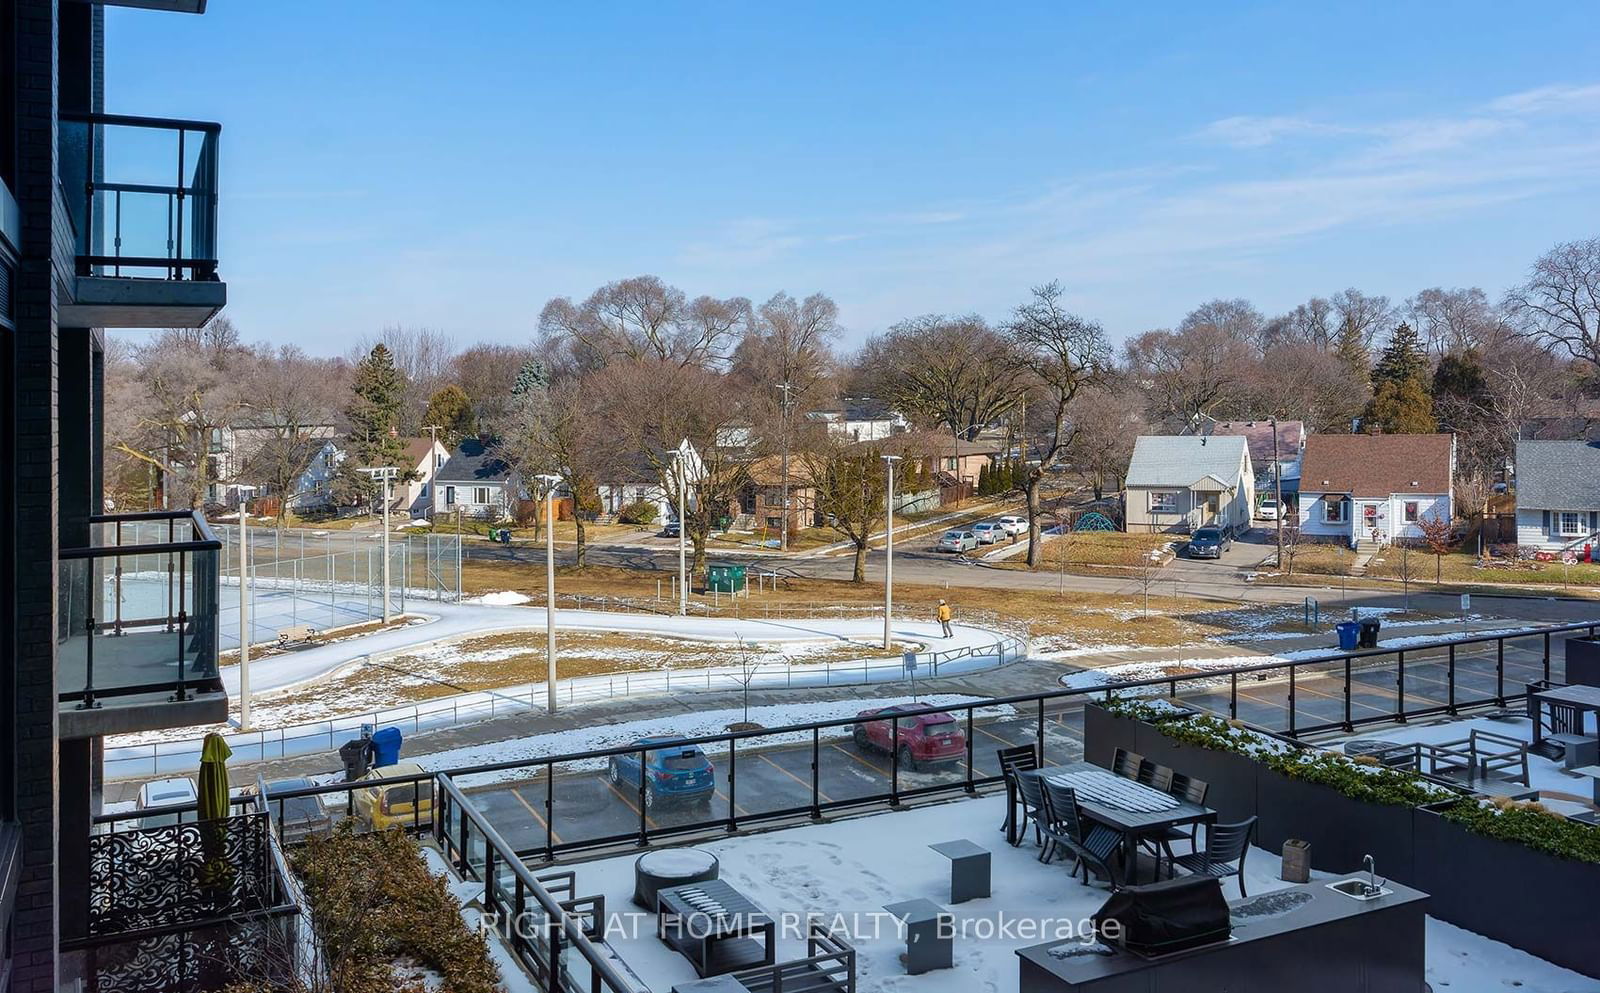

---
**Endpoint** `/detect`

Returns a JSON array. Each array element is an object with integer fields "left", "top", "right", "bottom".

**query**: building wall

[
  {"left": 434, "top": 481, "right": 512, "bottom": 520},
  {"left": 1126, "top": 479, "right": 1252, "bottom": 533},
  {"left": 1301, "top": 491, "right": 1450, "bottom": 546},
  {"left": 1516, "top": 508, "right": 1600, "bottom": 550}
]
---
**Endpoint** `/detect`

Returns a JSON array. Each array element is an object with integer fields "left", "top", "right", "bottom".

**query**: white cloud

[{"left": 1193, "top": 114, "right": 1354, "bottom": 148}]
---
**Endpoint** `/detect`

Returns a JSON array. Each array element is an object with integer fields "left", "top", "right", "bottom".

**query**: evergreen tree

[
  {"left": 345, "top": 344, "right": 409, "bottom": 471},
  {"left": 510, "top": 359, "right": 549, "bottom": 405},
  {"left": 1334, "top": 319, "right": 1371, "bottom": 390},
  {"left": 423, "top": 384, "right": 477, "bottom": 448},
  {"left": 976, "top": 462, "right": 992, "bottom": 495},
  {"left": 1364, "top": 378, "right": 1437, "bottom": 434},
  {"left": 1371, "top": 323, "right": 1429, "bottom": 388}
]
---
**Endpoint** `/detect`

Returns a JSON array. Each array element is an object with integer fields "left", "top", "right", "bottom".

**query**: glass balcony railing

[
  {"left": 57, "top": 112, "right": 221, "bottom": 280},
  {"left": 59, "top": 511, "right": 223, "bottom": 709}
]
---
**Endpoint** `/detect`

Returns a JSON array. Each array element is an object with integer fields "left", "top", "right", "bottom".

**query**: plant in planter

[{"left": 1440, "top": 798, "right": 1600, "bottom": 864}]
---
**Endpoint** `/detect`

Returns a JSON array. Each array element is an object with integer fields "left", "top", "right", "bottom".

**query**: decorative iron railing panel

[{"left": 87, "top": 813, "right": 274, "bottom": 937}]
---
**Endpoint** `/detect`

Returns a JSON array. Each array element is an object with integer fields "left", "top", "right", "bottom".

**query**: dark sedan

[{"left": 1187, "top": 526, "right": 1233, "bottom": 559}]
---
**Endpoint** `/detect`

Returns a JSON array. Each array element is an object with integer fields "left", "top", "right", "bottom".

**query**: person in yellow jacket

[{"left": 936, "top": 599, "right": 954, "bottom": 638}]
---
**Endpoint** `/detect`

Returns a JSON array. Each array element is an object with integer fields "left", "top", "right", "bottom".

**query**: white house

[
  {"left": 432, "top": 438, "right": 524, "bottom": 521},
  {"left": 1124, "top": 435, "right": 1255, "bottom": 533},
  {"left": 1297, "top": 434, "right": 1455, "bottom": 548},
  {"left": 595, "top": 440, "right": 705, "bottom": 523},
  {"left": 1512, "top": 439, "right": 1600, "bottom": 552},
  {"left": 806, "top": 397, "right": 910, "bottom": 442},
  {"left": 388, "top": 436, "right": 451, "bottom": 518}
]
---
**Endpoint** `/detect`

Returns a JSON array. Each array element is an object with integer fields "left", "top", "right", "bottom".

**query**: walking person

[{"left": 937, "top": 599, "right": 954, "bottom": 639}]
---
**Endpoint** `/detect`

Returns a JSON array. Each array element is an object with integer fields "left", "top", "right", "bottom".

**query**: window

[
  {"left": 444, "top": 486, "right": 456, "bottom": 506},
  {"left": 1324, "top": 497, "right": 1348, "bottom": 524},
  {"left": 473, "top": 486, "right": 492, "bottom": 505},
  {"left": 944, "top": 457, "right": 957, "bottom": 471},
  {"left": 1403, "top": 501, "right": 1419, "bottom": 524},
  {"left": 435, "top": 453, "right": 445, "bottom": 470},
  {"left": 1149, "top": 491, "right": 1178, "bottom": 514},
  {"left": 1560, "top": 512, "right": 1584, "bottom": 537}
]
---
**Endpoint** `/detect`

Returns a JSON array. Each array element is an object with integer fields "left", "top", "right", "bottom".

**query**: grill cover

[{"left": 1093, "top": 876, "right": 1231, "bottom": 957}]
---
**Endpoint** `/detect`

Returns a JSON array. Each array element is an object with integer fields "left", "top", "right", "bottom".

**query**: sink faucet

[{"left": 1362, "top": 855, "right": 1382, "bottom": 893}]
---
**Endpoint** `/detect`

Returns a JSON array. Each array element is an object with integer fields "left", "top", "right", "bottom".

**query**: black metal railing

[
  {"left": 240, "top": 621, "right": 1595, "bottom": 865},
  {"left": 59, "top": 510, "right": 223, "bottom": 707},
  {"left": 57, "top": 111, "right": 221, "bottom": 280},
  {"left": 67, "top": 811, "right": 299, "bottom": 993}
]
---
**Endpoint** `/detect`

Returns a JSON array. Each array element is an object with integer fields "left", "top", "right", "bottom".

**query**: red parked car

[{"left": 852, "top": 705, "right": 966, "bottom": 770}]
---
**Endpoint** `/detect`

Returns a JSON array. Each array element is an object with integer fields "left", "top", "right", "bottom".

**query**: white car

[
  {"left": 970, "top": 522, "right": 1004, "bottom": 544},
  {"left": 1257, "top": 499, "right": 1280, "bottom": 521},
  {"left": 937, "top": 530, "right": 979, "bottom": 552},
  {"left": 137, "top": 777, "right": 198, "bottom": 829},
  {"left": 997, "top": 515, "right": 1027, "bottom": 536}
]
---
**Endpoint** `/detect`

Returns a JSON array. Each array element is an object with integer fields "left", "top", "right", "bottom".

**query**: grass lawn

[
  {"left": 1036, "top": 532, "right": 1175, "bottom": 568},
  {"left": 1280, "top": 542, "right": 1358, "bottom": 577},
  {"left": 1366, "top": 548, "right": 1600, "bottom": 588}
]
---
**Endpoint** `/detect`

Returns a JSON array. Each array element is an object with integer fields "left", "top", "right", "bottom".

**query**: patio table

[
  {"left": 1027, "top": 762, "right": 1216, "bottom": 884},
  {"left": 1530, "top": 684, "right": 1600, "bottom": 745},
  {"left": 656, "top": 879, "right": 775, "bottom": 978}
]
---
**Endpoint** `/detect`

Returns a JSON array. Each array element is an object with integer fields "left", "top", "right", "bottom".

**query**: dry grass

[
  {"left": 1367, "top": 548, "right": 1600, "bottom": 588},
  {"left": 219, "top": 615, "right": 425, "bottom": 668},
  {"left": 1018, "top": 532, "right": 1176, "bottom": 569}
]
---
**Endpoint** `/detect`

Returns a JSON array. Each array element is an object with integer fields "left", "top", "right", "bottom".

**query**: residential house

[
  {"left": 1512, "top": 440, "right": 1600, "bottom": 552},
  {"left": 739, "top": 455, "right": 820, "bottom": 533},
  {"left": 902, "top": 432, "right": 1004, "bottom": 491},
  {"left": 433, "top": 438, "right": 525, "bottom": 520},
  {"left": 1298, "top": 434, "right": 1455, "bottom": 548},
  {"left": 388, "top": 436, "right": 451, "bottom": 518},
  {"left": 595, "top": 440, "right": 706, "bottom": 523},
  {"left": 1124, "top": 436, "right": 1256, "bottom": 533},
  {"left": 2, "top": 1, "right": 239, "bottom": 987},
  {"left": 806, "top": 397, "right": 910, "bottom": 442},
  {"left": 1206, "top": 420, "right": 1305, "bottom": 504}
]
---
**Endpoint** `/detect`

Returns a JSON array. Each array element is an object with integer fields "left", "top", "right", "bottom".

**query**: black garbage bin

[
  {"left": 339, "top": 738, "right": 373, "bottom": 782},
  {"left": 1358, "top": 618, "right": 1381, "bottom": 649}
]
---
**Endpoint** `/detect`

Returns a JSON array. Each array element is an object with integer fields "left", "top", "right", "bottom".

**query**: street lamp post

[
  {"left": 1270, "top": 418, "right": 1284, "bottom": 569},
  {"left": 776, "top": 382, "right": 796, "bottom": 552},
  {"left": 537, "top": 473, "right": 561, "bottom": 713},
  {"left": 882, "top": 454, "right": 901, "bottom": 650}
]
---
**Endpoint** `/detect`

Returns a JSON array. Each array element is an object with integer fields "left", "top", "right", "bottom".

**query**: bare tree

[
  {"left": 1279, "top": 522, "right": 1302, "bottom": 576},
  {"left": 450, "top": 342, "right": 539, "bottom": 431},
  {"left": 1406, "top": 287, "right": 1511, "bottom": 357},
  {"left": 1246, "top": 342, "right": 1369, "bottom": 432},
  {"left": 1179, "top": 298, "right": 1267, "bottom": 352},
  {"left": 495, "top": 376, "right": 610, "bottom": 568},
  {"left": 539, "top": 275, "right": 750, "bottom": 370},
  {"left": 132, "top": 329, "right": 250, "bottom": 508},
  {"left": 802, "top": 442, "right": 890, "bottom": 582},
  {"left": 1000, "top": 282, "right": 1110, "bottom": 566},
  {"left": 1065, "top": 381, "right": 1145, "bottom": 499},
  {"left": 1417, "top": 512, "right": 1456, "bottom": 583},
  {"left": 354, "top": 326, "right": 456, "bottom": 433},
  {"left": 1330, "top": 288, "right": 1393, "bottom": 353},
  {"left": 1124, "top": 323, "right": 1252, "bottom": 430},
  {"left": 1504, "top": 237, "right": 1600, "bottom": 369}
]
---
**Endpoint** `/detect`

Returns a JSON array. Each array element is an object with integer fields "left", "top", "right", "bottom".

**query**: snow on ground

[
  {"left": 467, "top": 591, "right": 533, "bottom": 606},
  {"left": 421, "top": 695, "right": 1010, "bottom": 788},
  {"left": 545, "top": 793, "right": 1593, "bottom": 993}
]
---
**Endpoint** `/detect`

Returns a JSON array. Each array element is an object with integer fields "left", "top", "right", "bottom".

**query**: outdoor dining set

[{"left": 999, "top": 745, "right": 1258, "bottom": 895}]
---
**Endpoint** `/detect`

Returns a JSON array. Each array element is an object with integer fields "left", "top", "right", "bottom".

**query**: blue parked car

[{"left": 607, "top": 737, "right": 716, "bottom": 809}]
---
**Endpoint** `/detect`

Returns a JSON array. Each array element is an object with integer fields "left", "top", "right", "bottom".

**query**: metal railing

[
  {"left": 59, "top": 510, "right": 223, "bottom": 707},
  {"left": 57, "top": 111, "right": 221, "bottom": 280}
]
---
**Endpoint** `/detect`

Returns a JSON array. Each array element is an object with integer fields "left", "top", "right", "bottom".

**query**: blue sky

[{"left": 107, "top": 2, "right": 1600, "bottom": 353}]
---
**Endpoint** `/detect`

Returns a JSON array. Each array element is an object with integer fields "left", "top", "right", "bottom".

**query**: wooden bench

[{"left": 276, "top": 625, "right": 319, "bottom": 648}]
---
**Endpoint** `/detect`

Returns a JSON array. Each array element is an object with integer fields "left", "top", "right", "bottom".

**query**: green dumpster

[{"left": 706, "top": 561, "right": 747, "bottom": 593}]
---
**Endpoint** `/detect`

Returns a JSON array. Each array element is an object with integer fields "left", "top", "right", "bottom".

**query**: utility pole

[
  {"left": 1271, "top": 418, "right": 1284, "bottom": 569},
  {"left": 537, "top": 473, "right": 561, "bottom": 713},
  {"left": 882, "top": 454, "right": 901, "bottom": 650},
  {"left": 381, "top": 469, "right": 393, "bottom": 623},
  {"left": 677, "top": 452, "right": 688, "bottom": 617},
  {"left": 238, "top": 498, "right": 252, "bottom": 730},
  {"left": 776, "top": 382, "right": 796, "bottom": 552}
]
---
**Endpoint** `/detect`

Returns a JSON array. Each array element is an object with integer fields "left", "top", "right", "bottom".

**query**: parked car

[
  {"left": 936, "top": 530, "right": 979, "bottom": 552},
  {"left": 659, "top": 521, "right": 681, "bottom": 538},
  {"left": 351, "top": 761, "right": 433, "bottom": 831},
  {"left": 970, "top": 521, "right": 1004, "bottom": 544},
  {"left": 136, "top": 777, "right": 198, "bottom": 829},
  {"left": 1257, "top": 498, "right": 1280, "bottom": 521},
  {"left": 608, "top": 737, "right": 716, "bottom": 809},
  {"left": 997, "top": 515, "right": 1027, "bottom": 536},
  {"left": 1187, "top": 526, "right": 1233, "bottom": 559},
  {"left": 261, "top": 777, "right": 334, "bottom": 843},
  {"left": 852, "top": 705, "right": 966, "bottom": 770}
]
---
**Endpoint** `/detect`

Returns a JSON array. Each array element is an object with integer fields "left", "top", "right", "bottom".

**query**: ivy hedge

[{"left": 1101, "top": 697, "right": 1600, "bottom": 864}]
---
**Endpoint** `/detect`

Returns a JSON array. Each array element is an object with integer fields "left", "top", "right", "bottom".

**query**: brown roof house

[{"left": 1297, "top": 434, "right": 1455, "bottom": 548}]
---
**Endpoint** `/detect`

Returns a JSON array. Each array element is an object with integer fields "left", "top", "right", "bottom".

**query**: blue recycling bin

[
  {"left": 370, "top": 727, "right": 403, "bottom": 768},
  {"left": 1335, "top": 622, "right": 1361, "bottom": 652}
]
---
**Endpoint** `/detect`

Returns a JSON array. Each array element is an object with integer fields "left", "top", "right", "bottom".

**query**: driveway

[{"left": 1167, "top": 525, "right": 1280, "bottom": 576}]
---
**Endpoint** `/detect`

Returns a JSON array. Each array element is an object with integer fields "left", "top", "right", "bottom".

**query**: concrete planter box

[
  {"left": 1081, "top": 702, "right": 1144, "bottom": 770},
  {"left": 1413, "top": 806, "right": 1600, "bottom": 979},
  {"left": 1255, "top": 769, "right": 1416, "bottom": 880},
  {"left": 1081, "top": 704, "right": 1259, "bottom": 824}
]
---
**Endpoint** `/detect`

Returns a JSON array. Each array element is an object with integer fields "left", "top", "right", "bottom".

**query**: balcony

[
  {"left": 59, "top": 510, "right": 227, "bottom": 738},
  {"left": 62, "top": 810, "right": 299, "bottom": 993},
  {"left": 56, "top": 112, "right": 226, "bottom": 328}
]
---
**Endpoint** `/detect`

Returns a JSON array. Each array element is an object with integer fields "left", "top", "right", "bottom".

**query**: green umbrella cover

[{"left": 198, "top": 732, "right": 233, "bottom": 822}]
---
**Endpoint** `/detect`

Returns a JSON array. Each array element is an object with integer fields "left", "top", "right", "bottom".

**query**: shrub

[
  {"left": 619, "top": 499, "right": 660, "bottom": 526},
  {"left": 1441, "top": 798, "right": 1600, "bottom": 864}
]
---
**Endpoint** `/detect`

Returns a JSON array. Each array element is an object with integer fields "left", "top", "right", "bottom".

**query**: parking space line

[
  {"left": 759, "top": 753, "right": 831, "bottom": 804},
  {"left": 509, "top": 785, "right": 563, "bottom": 846},
  {"left": 828, "top": 741, "right": 888, "bottom": 776},
  {"left": 604, "top": 779, "right": 659, "bottom": 831},
  {"left": 714, "top": 787, "right": 749, "bottom": 818}
]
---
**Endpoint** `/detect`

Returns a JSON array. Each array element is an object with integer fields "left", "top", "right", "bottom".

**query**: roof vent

[{"left": 1411, "top": 480, "right": 1418, "bottom": 486}]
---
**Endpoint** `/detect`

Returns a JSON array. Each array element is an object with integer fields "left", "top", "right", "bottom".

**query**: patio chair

[
  {"left": 1039, "top": 780, "right": 1123, "bottom": 890},
  {"left": 1137, "top": 762, "right": 1175, "bottom": 793},
  {"left": 1170, "top": 816, "right": 1256, "bottom": 898},
  {"left": 1139, "top": 774, "right": 1209, "bottom": 875},
  {"left": 1111, "top": 748, "right": 1144, "bottom": 780},
  {"left": 1013, "top": 770, "right": 1048, "bottom": 848},
  {"left": 997, "top": 745, "right": 1041, "bottom": 842}
]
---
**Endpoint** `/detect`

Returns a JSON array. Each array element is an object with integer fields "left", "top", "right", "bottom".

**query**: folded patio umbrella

[{"left": 198, "top": 732, "right": 233, "bottom": 822}]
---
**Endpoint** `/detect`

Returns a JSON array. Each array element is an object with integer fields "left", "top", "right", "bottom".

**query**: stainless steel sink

[{"left": 1326, "top": 878, "right": 1392, "bottom": 901}]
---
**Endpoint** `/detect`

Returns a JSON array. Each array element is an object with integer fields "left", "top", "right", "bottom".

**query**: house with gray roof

[
  {"left": 1124, "top": 435, "right": 1255, "bottom": 533},
  {"left": 1513, "top": 440, "right": 1600, "bottom": 551},
  {"left": 431, "top": 437, "right": 525, "bottom": 520}
]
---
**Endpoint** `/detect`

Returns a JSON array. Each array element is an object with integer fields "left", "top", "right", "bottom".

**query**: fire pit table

[{"left": 634, "top": 848, "right": 720, "bottom": 910}]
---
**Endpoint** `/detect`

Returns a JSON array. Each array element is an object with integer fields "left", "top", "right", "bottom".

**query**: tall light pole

[
  {"left": 776, "top": 382, "right": 796, "bottom": 552},
  {"left": 361, "top": 467, "right": 398, "bottom": 623},
  {"left": 237, "top": 493, "right": 254, "bottom": 730},
  {"left": 536, "top": 473, "right": 561, "bottom": 713},
  {"left": 1270, "top": 418, "right": 1284, "bottom": 569},
  {"left": 882, "top": 454, "right": 901, "bottom": 650},
  {"left": 676, "top": 451, "right": 688, "bottom": 617}
]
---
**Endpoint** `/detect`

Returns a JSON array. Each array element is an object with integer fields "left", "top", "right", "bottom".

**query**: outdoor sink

[{"left": 1326, "top": 878, "right": 1392, "bottom": 901}]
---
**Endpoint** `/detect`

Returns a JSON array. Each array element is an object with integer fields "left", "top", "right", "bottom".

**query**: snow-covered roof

[{"left": 1126, "top": 435, "right": 1250, "bottom": 489}]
